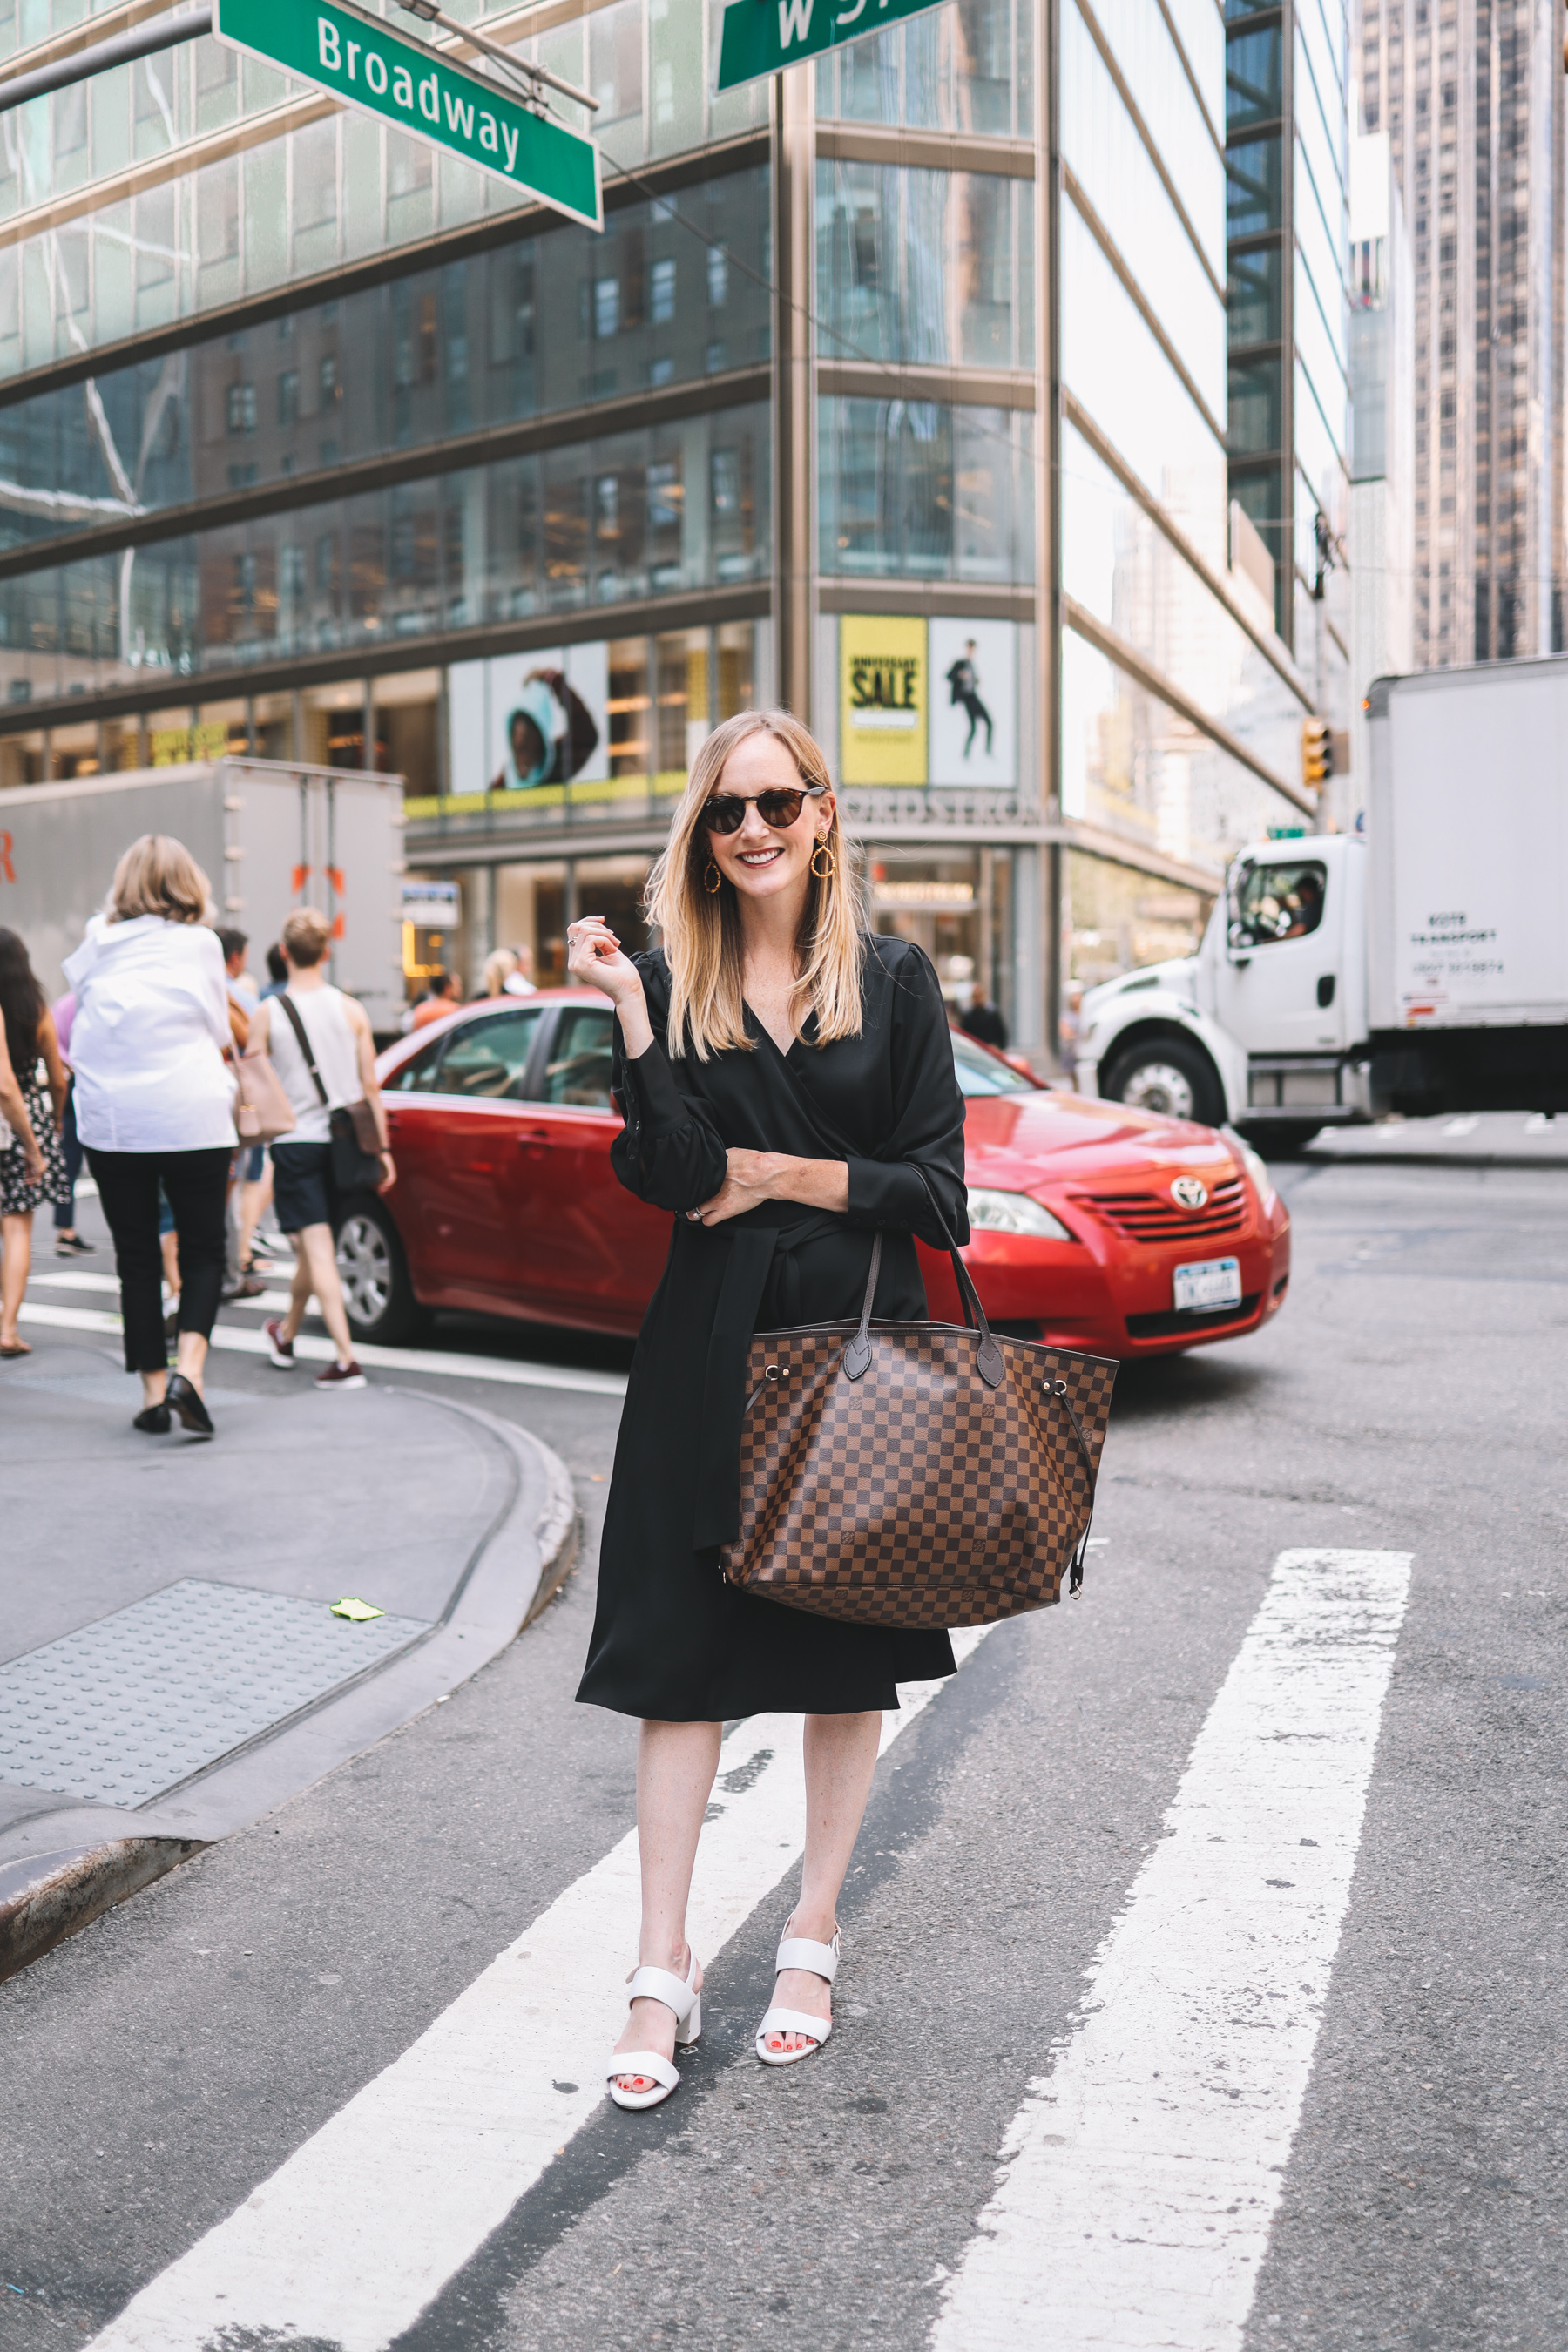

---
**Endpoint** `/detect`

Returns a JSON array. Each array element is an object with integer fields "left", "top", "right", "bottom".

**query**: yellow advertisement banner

[{"left": 840, "top": 615, "right": 928, "bottom": 786}]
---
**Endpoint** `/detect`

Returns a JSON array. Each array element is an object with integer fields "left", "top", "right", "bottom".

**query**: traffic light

[{"left": 1301, "top": 717, "right": 1333, "bottom": 790}]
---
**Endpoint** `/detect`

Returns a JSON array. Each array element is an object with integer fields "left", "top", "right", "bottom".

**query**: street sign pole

[{"left": 213, "top": 0, "right": 602, "bottom": 228}]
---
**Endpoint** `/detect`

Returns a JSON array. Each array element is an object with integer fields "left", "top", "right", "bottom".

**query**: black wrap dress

[{"left": 576, "top": 934, "right": 969, "bottom": 1722}]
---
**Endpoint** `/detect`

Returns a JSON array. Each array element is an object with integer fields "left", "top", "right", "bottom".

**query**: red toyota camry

[{"left": 337, "top": 988, "right": 1290, "bottom": 1355}]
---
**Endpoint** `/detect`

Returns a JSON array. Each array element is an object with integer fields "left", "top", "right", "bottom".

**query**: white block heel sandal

[
  {"left": 606, "top": 1949, "right": 702, "bottom": 2112},
  {"left": 754, "top": 1923, "right": 840, "bottom": 2067}
]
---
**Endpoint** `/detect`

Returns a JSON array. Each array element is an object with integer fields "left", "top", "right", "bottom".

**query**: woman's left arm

[
  {"left": 38, "top": 1006, "right": 68, "bottom": 1125},
  {"left": 841, "top": 944, "right": 968, "bottom": 1247},
  {"left": 689, "top": 946, "right": 965, "bottom": 1235}
]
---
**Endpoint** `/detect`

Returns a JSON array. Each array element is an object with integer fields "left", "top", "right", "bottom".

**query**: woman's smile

[{"left": 737, "top": 845, "right": 785, "bottom": 868}]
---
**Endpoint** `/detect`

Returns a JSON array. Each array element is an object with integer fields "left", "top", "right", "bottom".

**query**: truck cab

[{"left": 1076, "top": 834, "right": 1372, "bottom": 1144}]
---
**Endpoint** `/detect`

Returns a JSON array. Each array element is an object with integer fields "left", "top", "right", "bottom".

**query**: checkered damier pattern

[{"left": 720, "top": 1327, "right": 1119, "bottom": 1629}]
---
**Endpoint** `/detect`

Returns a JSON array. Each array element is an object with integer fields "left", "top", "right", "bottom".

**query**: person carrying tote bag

[
  {"left": 568, "top": 709, "right": 987, "bottom": 2112},
  {"left": 245, "top": 907, "right": 394, "bottom": 1393}
]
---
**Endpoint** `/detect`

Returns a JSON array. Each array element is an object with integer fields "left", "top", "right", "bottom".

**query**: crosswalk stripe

[
  {"left": 931, "top": 1547, "right": 1412, "bottom": 2352},
  {"left": 17, "top": 1300, "right": 628, "bottom": 1398},
  {"left": 86, "top": 1627, "right": 995, "bottom": 2351}
]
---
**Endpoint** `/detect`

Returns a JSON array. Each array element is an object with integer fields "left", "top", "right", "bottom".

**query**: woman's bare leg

[
  {"left": 1, "top": 1210, "right": 32, "bottom": 1345},
  {"left": 763, "top": 1709, "right": 882, "bottom": 2056},
  {"left": 612, "top": 1718, "right": 722, "bottom": 2092}
]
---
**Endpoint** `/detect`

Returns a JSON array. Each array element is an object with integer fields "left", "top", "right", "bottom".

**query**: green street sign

[
  {"left": 716, "top": 0, "right": 945, "bottom": 89},
  {"left": 213, "top": 0, "right": 602, "bottom": 230}
]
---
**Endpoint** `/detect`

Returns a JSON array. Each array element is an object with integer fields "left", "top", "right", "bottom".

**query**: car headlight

[
  {"left": 1222, "top": 1127, "right": 1275, "bottom": 1216},
  {"left": 966, "top": 1189, "right": 1075, "bottom": 1240}
]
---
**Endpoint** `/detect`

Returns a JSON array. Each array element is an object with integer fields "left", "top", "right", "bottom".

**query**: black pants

[
  {"left": 87, "top": 1146, "right": 233, "bottom": 1374},
  {"left": 53, "top": 1088, "right": 82, "bottom": 1230}
]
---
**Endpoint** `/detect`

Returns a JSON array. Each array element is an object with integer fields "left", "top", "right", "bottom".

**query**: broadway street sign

[
  {"left": 213, "top": 0, "right": 602, "bottom": 228},
  {"left": 716, "top": 0, "right": 945, "bottom": 88}
]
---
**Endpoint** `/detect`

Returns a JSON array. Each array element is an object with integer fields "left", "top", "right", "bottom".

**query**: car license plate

[{"left": 1173, "top": 1256, "right": 1243, "bottom": 1313}]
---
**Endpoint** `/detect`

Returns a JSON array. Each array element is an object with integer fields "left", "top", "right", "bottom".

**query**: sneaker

[
  {"left": 315, "top": 1359, "right": 366, "bottom": 1391},
  {"left": 264, "top": 1316, "right": 296, "bottom": 1369},
  {"left": 55, "top": 1233, "right": 95, "bottom": 1256}
]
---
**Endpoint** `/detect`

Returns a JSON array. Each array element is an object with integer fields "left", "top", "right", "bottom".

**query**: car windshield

[{"left": 950, "top": 1031, "right": 1037, "bottom": 1097}]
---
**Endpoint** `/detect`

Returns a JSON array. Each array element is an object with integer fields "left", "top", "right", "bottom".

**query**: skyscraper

[
  {"left": 1226, "top": 0, "right": 1353, "bottom": 739},
  {"left": 1355, "top": 0, "right": 1565, "bottom": 662}
]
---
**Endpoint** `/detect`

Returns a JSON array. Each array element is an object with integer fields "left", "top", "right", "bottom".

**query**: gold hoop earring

[
  {"left": 703, "top": 860, "right": 722, "bottom": 894},
  {"left": 810, "top": 839, "right": 835, "bottom": 881}
]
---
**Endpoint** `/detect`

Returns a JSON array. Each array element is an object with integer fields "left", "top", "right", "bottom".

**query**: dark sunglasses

[{"left": 701, "top": 785, "right": 825, "bottom": 835}]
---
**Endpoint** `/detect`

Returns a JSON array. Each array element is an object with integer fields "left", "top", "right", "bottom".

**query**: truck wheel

[
  {"left": 335, "top": 1197, "right": 430, "bottom": 1348},
  {"left": 1239, "top": 1121, "right": 1322, "bottom": 1157},
  {"left": 1102, "top": 1037, "right": 1225, "bottom": 1127}
]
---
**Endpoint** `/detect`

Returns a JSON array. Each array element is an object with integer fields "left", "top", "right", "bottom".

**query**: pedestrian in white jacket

[{"left": 64, "top": 835, "right": 236, "bottom": 1437}]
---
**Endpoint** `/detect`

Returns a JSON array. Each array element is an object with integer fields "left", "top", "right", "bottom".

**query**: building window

[
  {"left": 277, "top": 369, "right": 299, "bottom": 428},
  {"left": 280, "top": 544, "right": 306, "bottom": 601},
  {"left": 1228, "top": 244, "right": 1282, "bottom": 344},
  {"left": 650, "top": 257, "right": 676, "bottom": 325},
  {"left": 1227, "top": 355, "right": 1281, "bottom": 453},
  {"left": 226, "top": 382, "right": 256, "bottom": 434},
  {"left": 594, "top": 277, "right": 620, "bottom": 339},
  {"left": 706, "top": 245, "right": 728, "bottom": 308},
  {"left": 1226, "top": 26, "right": 1282, "bottom": 131},
  {"left": 320, "top": 353, "right": 340, "bottom": 403},
  {"left": 1227, "top": 135, "right": 1283, "bottom": 236}
]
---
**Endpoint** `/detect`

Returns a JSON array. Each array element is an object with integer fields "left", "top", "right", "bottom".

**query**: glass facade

[
  {"left": 1225, "top": 0, "right": 1351, "bottom": 680},
  {"left": 1060, "top": 0, "right": 1319, "bottom": 1035},
  {"left": 0, "top": 0, "right": 1337, "bottom": 1056}
]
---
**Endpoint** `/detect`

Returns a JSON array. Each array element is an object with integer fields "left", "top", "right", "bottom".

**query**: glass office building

[
  {"left": 0, "top": 0, "right": 1322, "bottom": 1050},
  {"left": 1354, "top": 0, "right": 1565, "bottom": 665},
  {"left": 1226, "top": 0, "right": 1353, "bottom": 732}
]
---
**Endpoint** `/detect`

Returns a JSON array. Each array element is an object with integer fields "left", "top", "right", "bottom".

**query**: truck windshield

[{"left": 1230, "top": 859, "right": 1328, "bottom": 948}]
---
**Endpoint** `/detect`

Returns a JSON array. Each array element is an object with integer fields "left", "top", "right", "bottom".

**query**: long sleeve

[
  {"left": 609, "top": 956, "right": 729, "bottom": 1212},
  {"left": 842, "top": 942, "right": 970, "bottom": 1247}
]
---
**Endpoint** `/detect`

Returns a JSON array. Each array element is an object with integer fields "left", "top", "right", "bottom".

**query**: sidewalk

[
  {"left": 1301, "top": 1108, "right": 1568, "bottom": 1169},
  {"left": 0, "top": 1319, "right": 576, "bottom": 1982}
]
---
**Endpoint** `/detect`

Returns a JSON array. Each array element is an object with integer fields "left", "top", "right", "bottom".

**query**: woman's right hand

[{"left": 566, "top": 917, "right": 644, "bottom": 1010}]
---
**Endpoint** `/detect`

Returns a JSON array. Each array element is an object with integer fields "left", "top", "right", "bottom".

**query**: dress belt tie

[{"left": 691, "top": 1212, "right": 855, "bottom": 1553}]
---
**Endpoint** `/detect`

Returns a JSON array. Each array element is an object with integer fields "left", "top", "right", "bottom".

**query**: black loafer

[
  {"left": 165, "top": 1373, "right": 215, "bottom": 1436},
  {"left": 132, "top": 1402, "right": 172, "bottom": 1434}
]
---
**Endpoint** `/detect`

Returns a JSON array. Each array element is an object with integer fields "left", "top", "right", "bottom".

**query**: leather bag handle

[{"left": 843, "top": 1167, "right": 1004, "bottom": 1389}]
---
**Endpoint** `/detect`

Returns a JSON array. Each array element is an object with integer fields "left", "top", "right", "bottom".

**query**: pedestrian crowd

[{"left": 0, "top": 832, "right": 395, "bottom": 1436}]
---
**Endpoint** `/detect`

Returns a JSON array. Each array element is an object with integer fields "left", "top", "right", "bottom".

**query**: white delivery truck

[
  {"left": 0, "top": 757, "right": 406, "bottom": 1032},
  {"left": 1075, "top": 656, "right": 1568, "bottom": 1145}
]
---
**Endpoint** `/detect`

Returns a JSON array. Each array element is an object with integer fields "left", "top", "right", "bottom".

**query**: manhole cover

[{"left": 0, "top": 1578, "right": 429, "bottom": 1806}]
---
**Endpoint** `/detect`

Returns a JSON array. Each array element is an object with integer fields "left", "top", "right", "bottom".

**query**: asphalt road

[{"left": 3, "top": 1152, "right": 1565, "bottom": 2352}]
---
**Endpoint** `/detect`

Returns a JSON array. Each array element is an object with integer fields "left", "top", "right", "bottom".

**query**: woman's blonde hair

[
  {"left": 107, "top": 835, "right": 211, "bottom": 925},
  {"left": 481, "top": 946, "right": 517, "bottom": 997},
  {"left": 645, "top": 710, "right": 862, "bottom": 1061}
]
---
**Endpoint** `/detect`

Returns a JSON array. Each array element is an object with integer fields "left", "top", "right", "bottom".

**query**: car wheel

[
  {"left": 335, "top": 1196, "right": 429, "bottom": 1347},
  {"left": 1102, "top": 1037, "right": 1225, "bottom": 1126}
]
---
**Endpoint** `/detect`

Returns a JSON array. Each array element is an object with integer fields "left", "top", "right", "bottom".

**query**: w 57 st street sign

[
  {"left": 213, "top": 0, "right": 601, "bottom": 228},
  {"left": 717, "top": 0, "right": 946, "bottom": 88}
]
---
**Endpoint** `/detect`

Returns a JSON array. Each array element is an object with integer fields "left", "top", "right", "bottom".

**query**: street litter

[{"left": 330, "top": 1598, "right": 386, "bottom": 1622}]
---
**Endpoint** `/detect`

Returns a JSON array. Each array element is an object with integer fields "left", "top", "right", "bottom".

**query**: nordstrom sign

[{"left": 213, "top": 0, "right": 602, "bottom": 229}]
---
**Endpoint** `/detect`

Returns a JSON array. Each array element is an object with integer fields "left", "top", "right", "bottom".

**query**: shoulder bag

[
  {"left": 720, "top": 1170, "right": 1118, "bottom": 1631},
  {"left": 227, "top": 1044, "right": 296, "bottom": 1145},
  {"left": 275, "top": 992, "right": 384, "bottom": 1191}
]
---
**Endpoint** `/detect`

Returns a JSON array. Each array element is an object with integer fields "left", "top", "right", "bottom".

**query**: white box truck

[
  {"left": 1075, "top": 656, "right": 1568, "bottom": 1142},
  {"left": 0, "top": 758, "right": 406, "bottom": 1032}
]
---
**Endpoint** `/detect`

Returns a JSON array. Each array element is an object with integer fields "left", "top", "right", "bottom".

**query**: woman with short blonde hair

[
  {"left": 568, "top": 707, "right": 968, "bottom": 2112},
  {"left": 107, "top": 834, "right": 211, "bottom": 927},
  {"left": 64, "top": 833, "right": 235, "bottom": 1436}
]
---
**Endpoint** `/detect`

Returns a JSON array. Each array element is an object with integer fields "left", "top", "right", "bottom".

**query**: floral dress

[{"left": 0, "top": 1081, "right": 70, "bottom": 1218}]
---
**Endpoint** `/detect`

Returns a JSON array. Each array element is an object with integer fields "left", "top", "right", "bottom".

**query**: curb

[
  {"left": 1302, "top": 1144, "right": 1568, "bottom": 1172},
  {"left": 0, "top": 1402, "right": 579, "bottom": 1987},
  {"left": 0, "top": 1840, "right": 206, "bottom": 1985}
]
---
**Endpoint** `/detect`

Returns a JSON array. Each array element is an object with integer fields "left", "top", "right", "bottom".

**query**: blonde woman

[
  {"left": 64, "top": 835, "right": 236, "bottom": 1436},
  {"left": 568, "top": 710, "right": 967, "bottom": 2112}
]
